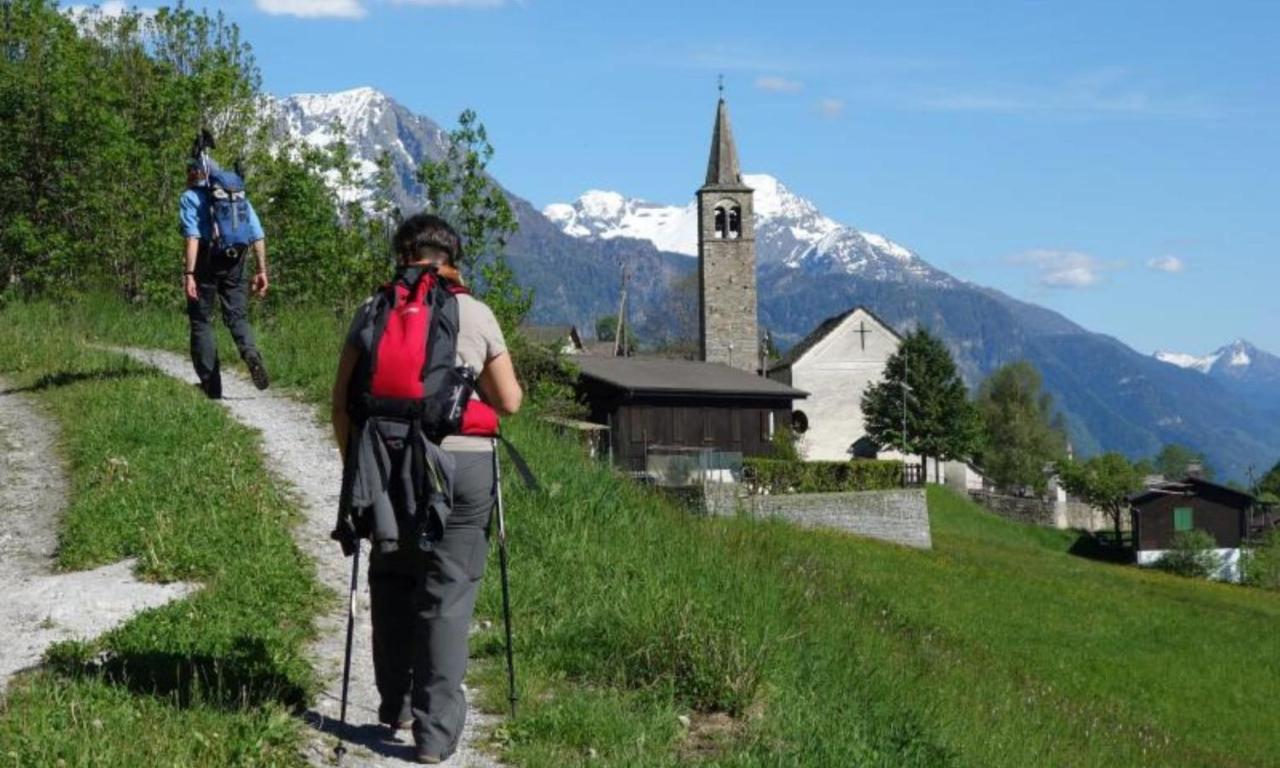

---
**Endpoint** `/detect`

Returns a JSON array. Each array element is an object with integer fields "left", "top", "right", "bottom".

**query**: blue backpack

[{"left": 208, "top": 169, "right": 255, "bottom": 258}]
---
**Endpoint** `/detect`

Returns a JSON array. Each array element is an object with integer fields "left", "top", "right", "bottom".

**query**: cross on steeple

[
  {"left": 855, "top": 320, "right": 871, "bottom": 350},
  {"left": 718, "top": 74, "right": 724, "bottom": 97}
]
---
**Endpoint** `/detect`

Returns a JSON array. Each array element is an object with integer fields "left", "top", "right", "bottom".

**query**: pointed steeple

[{"left": 704, "top": 97, "right": 746, "bottom": 188}]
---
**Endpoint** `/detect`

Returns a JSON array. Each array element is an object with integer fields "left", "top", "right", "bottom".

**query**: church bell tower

[{"left": 697, "top": 91, "right": 758, "bottom": 371}]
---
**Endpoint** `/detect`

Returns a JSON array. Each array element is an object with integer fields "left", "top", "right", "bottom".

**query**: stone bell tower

[{"left": 697, "top": 92, "right": 758, "bottom": 372}]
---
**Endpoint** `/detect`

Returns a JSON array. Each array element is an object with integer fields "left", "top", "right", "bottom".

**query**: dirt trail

[
  {"left": 0, "top": 381, "right": 196, "bottom": 692},
  {"left": 114, "top": 348, "right": 502, "bottom": 768}
]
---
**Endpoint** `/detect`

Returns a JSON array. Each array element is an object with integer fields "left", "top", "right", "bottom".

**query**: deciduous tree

[
  {"left": 975, "top": 361, "right": 1067, "bottom": 495},
  {"left": 1057, "top": 453, "right": 1144, "bottom": 542}
]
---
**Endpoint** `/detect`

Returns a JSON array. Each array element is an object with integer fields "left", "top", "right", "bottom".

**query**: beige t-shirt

[{"left": 442, "top": 293, "right": 507, "bottom": 453}]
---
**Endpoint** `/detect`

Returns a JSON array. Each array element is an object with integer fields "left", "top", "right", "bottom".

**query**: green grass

[
  {"left": 6, "top": 294, "right": 1280, "bottom": 767},
  {"left": 0, "top": 302, "right": 323, "bottom": 767}
]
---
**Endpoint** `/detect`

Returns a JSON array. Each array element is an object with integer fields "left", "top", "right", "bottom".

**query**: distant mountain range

[
  {"left": 1155, "top": 340, "right": 1280, "bottom": 417},
  {"left": 276, "top": 87, "right": 1280, "bottom": 481}
]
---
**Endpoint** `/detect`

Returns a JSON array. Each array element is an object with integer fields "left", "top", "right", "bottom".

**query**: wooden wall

[
  {"left": 1132, "top": 492, "right": 1247, "bottom": 550},
  {"left": 603, "top": 399, "right": 791, "bottom": 471}
]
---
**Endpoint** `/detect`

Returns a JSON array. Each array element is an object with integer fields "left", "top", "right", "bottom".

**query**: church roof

[
  {"left": 575, "top": 356, "right": 806, "bottom": 400},
  {"left": 702, "top": 98, "right": 750, "bottom": 190},
  {"left": 769, "top": 306, "right": 902, "bottom": 372}
]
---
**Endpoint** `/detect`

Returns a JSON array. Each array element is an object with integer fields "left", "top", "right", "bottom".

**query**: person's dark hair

[{"left": 393, "top": 213, "right": 462, "bottom": 266}]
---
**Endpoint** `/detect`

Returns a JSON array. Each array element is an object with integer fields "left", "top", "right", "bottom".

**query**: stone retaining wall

[
  {"left": 968, "top": 491, "right": 1121, "bottom": 532},
  {"left": 693, "top": 484, "right": 932, "bottom": 550}
]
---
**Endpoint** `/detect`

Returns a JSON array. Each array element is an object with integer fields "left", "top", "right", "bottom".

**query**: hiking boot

[
  {"left": 414, "top": 745, "right": 444, "bottom": 765},
  {"left": 245, "top": 352, "right": 270, "bottom": 391},
  {"left": 198, "top": 378, "right": 222, "bottom": 400}
]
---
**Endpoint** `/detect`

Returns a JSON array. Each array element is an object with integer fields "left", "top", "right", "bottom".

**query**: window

[
  {"left": 714, "top": 206, "right": 727, "bottom": 238},
  {"left": 728, "top": 206, "right": 741, "bottom": 238},
  {"left": 1174, "top": 506, "right": 1193, "bottom": 532}
]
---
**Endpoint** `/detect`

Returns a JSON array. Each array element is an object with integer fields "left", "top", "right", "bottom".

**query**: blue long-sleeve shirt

[{"left": 178, "top": 187, "right": 265, "bottom": 242}]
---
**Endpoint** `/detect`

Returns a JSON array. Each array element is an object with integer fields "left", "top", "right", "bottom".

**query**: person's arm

[
  {"left": 250, "top": 239, "right": 269, "bottom": 297},
  {"left": 477, "top": 351, "right": 522, "bottom": 416},
  {"left": 183, "top": 238, "right": 200, "bottom": 301},
  {"left": 179, "top": 192, "right": 201, "bottom": 301},
  {"left": 246, "top": 202, "right": 269, "bottom": 297},
  {"left": 332, "top": 343, "right": 361, "bottom": 459}
]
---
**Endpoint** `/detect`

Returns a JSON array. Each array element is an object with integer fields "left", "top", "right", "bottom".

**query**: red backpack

[{"left": 351, "top": 267, "right": 499, "bottom": 440}]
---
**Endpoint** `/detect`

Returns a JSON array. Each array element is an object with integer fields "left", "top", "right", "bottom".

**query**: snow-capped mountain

[
  {"left": 274, "top": 86, "right": 1280, "bottom": 481},
  {"left": 1155, "top": 340, "right": 1275, "bottom": 377},
  {"left": 275, "top": 86, "right": 450, "bottom": 207},
  {"left": 544, "top": 174, "right": 954, "bottom": 287},
  {"left": 1155, "top": 340, "right": 1280, "bottom": 414},
  {"left": 543, "top": 191, "right": 699, "bottom": 256}
]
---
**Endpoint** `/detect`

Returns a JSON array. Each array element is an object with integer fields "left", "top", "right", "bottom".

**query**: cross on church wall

[{"left": 855, "top": 320, "right": 871, "bottom": 351}]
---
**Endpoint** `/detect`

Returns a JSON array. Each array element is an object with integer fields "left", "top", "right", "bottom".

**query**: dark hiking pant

[
  {"left": 368, "top": 449, "right": 495, "bottom": 758},
  {"left": 187, "top": 252, "right": 258, "bottom": 398}
]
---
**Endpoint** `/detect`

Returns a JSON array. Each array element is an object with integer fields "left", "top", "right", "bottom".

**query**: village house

[
  {"left": 574, "top": 355, "right": 805, "bottom": 472},
  {"left": 1130, "top": 476, "right": 1255, "bottom": 581},
  {"left": 519, "top": 324, "right": 584, "bottom": 355}
]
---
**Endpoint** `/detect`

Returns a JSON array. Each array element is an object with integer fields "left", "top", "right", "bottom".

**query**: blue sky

[{"left": 95, "top": 0, "right": 1280, "bottom": 355}]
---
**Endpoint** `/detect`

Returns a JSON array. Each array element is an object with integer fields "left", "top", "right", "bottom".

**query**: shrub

[
  {"left": 1243, "top": 530, "right": 1280, "bottom": 590},
  {"left": 744, "top": 458, "right": 903, "bottom": 494},
  {"left": 1152, "top": 530, "right": 1222, "bottom": 579},
  {"left": 508, "top": 332, "right": 586, "bottom": 419},
  {"left": 769, "top": 426, "right": 802, "bottom": 462}
]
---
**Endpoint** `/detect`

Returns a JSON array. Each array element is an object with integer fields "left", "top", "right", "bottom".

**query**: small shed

[
  {"left": 1130, "top": 477, "right": 1254, "bottom": 581},
  {"left": 519, "top": 324, "right": 584, "bottom": 354},
  {"left": 573, "top": 356, "right": 807, "bottom": 472}
]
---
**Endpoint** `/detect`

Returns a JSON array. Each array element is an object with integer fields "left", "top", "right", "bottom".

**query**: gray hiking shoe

[{"left": 245, "top": 353, "right": 270, "bottom": 391}]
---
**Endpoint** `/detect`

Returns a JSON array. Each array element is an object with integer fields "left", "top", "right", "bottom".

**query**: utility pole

[{"left": 613, "top": 260, "right": 629, "bottom": 357}]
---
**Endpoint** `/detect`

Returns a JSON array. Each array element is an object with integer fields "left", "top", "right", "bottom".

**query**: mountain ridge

[{"left": 275, "top": 86, "right": 1280, "bottom": 481}]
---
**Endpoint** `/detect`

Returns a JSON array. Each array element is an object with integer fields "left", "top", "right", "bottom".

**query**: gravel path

[
  {"left": 114, "top": 348, "right": 503, "bottom": 768},
  {"left": 0, "top": 381, "right": 196, "bottom": 692}
]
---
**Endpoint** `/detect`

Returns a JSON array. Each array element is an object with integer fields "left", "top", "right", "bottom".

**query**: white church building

[{"left": 768, "top": 306, "right": 943, "bottom": 482}]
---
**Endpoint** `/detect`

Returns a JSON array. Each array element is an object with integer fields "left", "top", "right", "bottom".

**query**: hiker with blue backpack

[{"left": 180, "top": 132, "right": 270, "bottom": 399}]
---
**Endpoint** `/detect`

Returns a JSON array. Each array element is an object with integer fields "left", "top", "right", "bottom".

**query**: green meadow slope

[{"left": 2, "top": 297, "right": 1278, "bottom": 767}]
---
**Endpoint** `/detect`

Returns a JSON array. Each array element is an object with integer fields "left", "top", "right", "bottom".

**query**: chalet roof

[
  {"left": 769, "top": 306, "right": 902, "bottom": 371},
  {"left": 1129, "top": 476, "right": 1256, "bottom": 508},
  {"left": 519, "top": 324, "right": 582, "bottom": 349},
  {"left": 574, "top": 356, "right": 807, "bottom": 400},
  {"left": 702, "top": 98, "right": 750, "bottom": 190}
]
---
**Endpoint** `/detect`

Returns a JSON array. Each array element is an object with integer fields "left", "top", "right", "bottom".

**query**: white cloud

[
  {"left": 818, "top": 97, "right": 844, "bottom": 119},
  {"left": 1147, "top": 255, "right": 1185, "bottom": 273},
  {"left": 755, "top": 75, "right": 803, "bottom": 93},
  {"left": 1011, "top": 249, "right": 1120, "bottom": 289},
  {"left": 255, "top": 0, "right": 367, "bottom": 18},
  {"left": 914, "top": 68, "right": 1211, "bottom": 119}
]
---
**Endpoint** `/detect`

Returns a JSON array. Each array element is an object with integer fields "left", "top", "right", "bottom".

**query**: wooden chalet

[
  {"left": 1130, "top": 476, "right": 1255, "bottom": 580},
  {"left": 573, "top": 356, "right": 807, "bottom": 472},
  {"left": 519, "top": 324, "right": 585, "bottom": 354}
]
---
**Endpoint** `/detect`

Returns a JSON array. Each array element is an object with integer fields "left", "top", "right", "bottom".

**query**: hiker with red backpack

[
  {"left": 330, "top": 213, "right": 522, "bottom": 764},
  {"left": 180, "top": 131, "right": 270, "bottom": 399}
]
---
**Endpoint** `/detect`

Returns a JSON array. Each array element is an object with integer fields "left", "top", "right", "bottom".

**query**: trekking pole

[
  {"left": 492, "top": 440, "right": 518, "bottom": 719},
  {"left": 333, "top": 539, "right": 361, "bottom": 764}
]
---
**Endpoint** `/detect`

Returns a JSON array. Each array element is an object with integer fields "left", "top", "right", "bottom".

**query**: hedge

[{"left": 743, "top": 458, "right": 904, "bottom": 494}]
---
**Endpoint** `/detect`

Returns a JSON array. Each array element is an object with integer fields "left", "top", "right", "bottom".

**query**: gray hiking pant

[
  {"left": 187, "top": 252, "right": 258, "bottom": 397},
  {"left": 368, "top": 448, "right": 495, "bottom": 758}
]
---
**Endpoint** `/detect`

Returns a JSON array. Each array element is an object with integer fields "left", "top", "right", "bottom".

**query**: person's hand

[
  {"left": 252, "top": 271, "right": 270, "bottom": 298},
  {"left": 184, "top": 274, "right": 198, "bottom": 302}
]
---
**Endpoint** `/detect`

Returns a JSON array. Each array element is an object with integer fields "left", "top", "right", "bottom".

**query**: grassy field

[
  {"left": 0, "top": 302, "right": 323, "bottom": 766},
  {"left": 4, "top": 295, "right": 1279, "bottom": 767}
]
